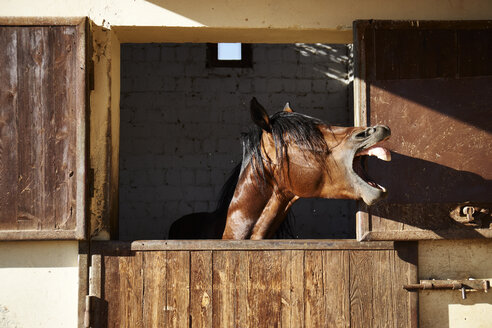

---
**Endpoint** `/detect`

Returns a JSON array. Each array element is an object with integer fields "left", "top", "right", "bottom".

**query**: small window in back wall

[{"left": 207, "top": 43, "right": 253, "bottom": 68}]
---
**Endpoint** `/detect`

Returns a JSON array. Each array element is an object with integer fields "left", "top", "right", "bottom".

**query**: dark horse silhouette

[{"left": 169, "top": 98, "right": 391, "bottom": 239}]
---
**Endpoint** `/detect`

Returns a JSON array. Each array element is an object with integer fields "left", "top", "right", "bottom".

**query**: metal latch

[
  {"left": 449, "top": 203, "right": 492, "bottom": 228},
  {"left": 403, "top": 279, "right": 490, "bottom": 299}
]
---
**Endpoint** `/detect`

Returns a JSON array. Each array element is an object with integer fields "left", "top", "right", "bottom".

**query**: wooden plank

[
  {"left": 458, "top": 28, "right": 492, "bottom": 77},
  {"left": 16, "top": 26, "right": 50, "bottom": 231},
  {"left": 394, "top": 242, "right": 419, "bottom": 328},
  {"left": 235, "top": 250, "right": 249, "bottom": 328},
  {"left": 190, "top": 251, "right": 212, "bottom": 328},
  {"left": 280, "top": 250, "right": 304, "bottom": 327},
  {"left": 165, "top": 251, "right": 190, "bottom": 327},
  {"left": 78, "top": 242, "right": 89, "bottom": 328},
  {"left": 104, "top": 255, "right": 122, "bottom": 328},
  {"left": 142, "top": 251, "right": 167, "bottom": 327},
  {"left": 323, "top": 251, "right": 350, "bottom": 328},
  {"left": 371, "top": 251, "right": 395, "bottom": 327},
  {"left": 304, "top": 251, "right": 325, "bottom": 327},
  {"left": 129, "top": 240, "right": 395, "bottom": 251},
  {"left": 0, "top": 27, "right": 19, "bottom": 230},
  {"left": 119, "top": 253, "right": 143, "bottom": 327},
  {"left": 51, "top": 25, "right": 78, "bottom": 231},
  {"left": 0, "top": 17, "right": 87, "bottom": 26},
  {"left": 212, "top": 251, "right": 237, "bottom": 327},
  {"left": 247, "top": 251, "right": 282, "bottom": 327},
  {"left": 349, "top": 251, "right": 374, "bottom": 328}
]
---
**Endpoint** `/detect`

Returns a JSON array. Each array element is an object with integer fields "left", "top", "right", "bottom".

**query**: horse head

[{"left": 223, "top": 98, "right": 391, "bottom": 239}]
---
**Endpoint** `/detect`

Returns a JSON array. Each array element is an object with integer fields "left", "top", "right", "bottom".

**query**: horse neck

[{"left": 222, "top": 163, "right": 294, "bottom": 239}]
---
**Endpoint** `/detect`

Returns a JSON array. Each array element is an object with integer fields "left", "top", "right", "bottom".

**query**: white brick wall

[{"left": 119, "top": 43, "right": 356, "bottom": 240}]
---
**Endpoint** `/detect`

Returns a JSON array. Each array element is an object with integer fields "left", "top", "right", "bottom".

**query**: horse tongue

[{"left": 358, "top": 146, "right": 391, "bottom": 161}]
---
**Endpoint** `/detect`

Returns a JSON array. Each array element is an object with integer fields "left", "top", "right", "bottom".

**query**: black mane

[{"left": 242, "top": 111, "right": 332, "bottom": 180}]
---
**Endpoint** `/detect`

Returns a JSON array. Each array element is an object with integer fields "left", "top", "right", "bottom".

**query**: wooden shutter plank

[
  {"left": 0, "top": 27, "right": 19, "bottom": 230},
  {"left": 16, "top": 26, "right": 51, "bottom": 230},
  {"left": 51, "top": 25, "right": 78, "bottom": 230}
]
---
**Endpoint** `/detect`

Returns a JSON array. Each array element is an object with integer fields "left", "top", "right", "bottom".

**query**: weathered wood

[
  {"left": 349, "top": 251, "right": 375, "bottom": 328},
  {"left": 104, "top": 255, "right": 122, "bottom": 328},
  {"left": 165, "top": 251, "right": 190, "bottom": 327},
  {"left": 126, "top": 239, "right": 395, "bottom": 251},
  {"left": 280, "top": 250, "right": 304, "bottom": 327},
  {"left": 354, "top": 20, "right": 492, "bottom": 241},
  {"left": 248, "top": 251, "right": 282, "bottom": 327},
  {"left": 212, "top": 251, "right": 237, "bottom": 327},
  {"left": 190, "top": 251, "right": 213, "bottom": 328},
  {"left": 323, "top": 250, "right": 350, "bottom": 327},
  {"left": 142, "top": 251, "right": 167, "bottom": 327},
  {"left": 0, "top": 20, "right": 86, "bottom": 240},
  {"left": 304, "top": 251, "right": 325, "bottom": 326},
  {"left": 96, "top": 242, "right": 417, "bottom": 327}
]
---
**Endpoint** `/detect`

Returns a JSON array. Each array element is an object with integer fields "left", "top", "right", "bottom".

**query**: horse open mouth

[{"left": 353, "top": 141, "right": 391, "bottom": 192}]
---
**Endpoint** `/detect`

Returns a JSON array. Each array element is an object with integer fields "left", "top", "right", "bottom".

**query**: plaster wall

[
  {"left": 3, "top": 0, "right": 492, "bottom": 43},
  {"left": 419, "top": 240, "right": 492, "bottom": 328},
  {"left": 0, "top": 241, "right": 79, "bottom": 328}
]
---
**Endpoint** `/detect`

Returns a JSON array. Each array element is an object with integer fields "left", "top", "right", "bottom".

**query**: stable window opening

[
  {"left": 119, "top": 42, "right": 355, "bottom": 241},
  {"left": 206, "top": 43, "right": 252, "bottom": 68}
]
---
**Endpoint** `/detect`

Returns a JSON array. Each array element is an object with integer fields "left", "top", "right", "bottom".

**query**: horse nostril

[{"left": 366, "top": 127, "right": 375, "bottom": 136}]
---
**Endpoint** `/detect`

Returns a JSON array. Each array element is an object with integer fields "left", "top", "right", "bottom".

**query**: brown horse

[{"left": 222, "top": 98, "right": 391, "bottom": 239}]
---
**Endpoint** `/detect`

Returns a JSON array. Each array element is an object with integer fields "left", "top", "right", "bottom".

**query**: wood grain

[
  {"left": 0, "top": 22, "right": 86, "bottom": 240},
  {"left": 95, "top": 242, "right": 417, "bottom": 327},
  {"left": 190, "top": 251, "right": 213, "bottom": 328},
  {"left": 165, "top": 251, "right": 190, "bottom": 327},
  {"left": 142, "top": 251, "right": 167, "bottom": 327}
]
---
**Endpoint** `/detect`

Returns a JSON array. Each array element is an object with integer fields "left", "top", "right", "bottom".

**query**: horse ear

[
  {"left": 283, "top": 102, "right": 294, "bottom": 113},
  {"left": 250, "top": 97, "right": 272, "bottom": 132}
]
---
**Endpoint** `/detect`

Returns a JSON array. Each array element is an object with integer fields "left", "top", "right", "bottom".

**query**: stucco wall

[
  {"left": 0, "top": 241, "right": 79, "bottom": 328},
  {"left": 419, "top": 240, "right": 492, "bottom": 328}
]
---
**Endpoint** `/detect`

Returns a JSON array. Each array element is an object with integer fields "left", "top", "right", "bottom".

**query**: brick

[
  {"left": 266, "top": 78, "right": 283, "bottom": 93},
  {"left": 160, "top": 46, "right": 175, "bottom": 61}
]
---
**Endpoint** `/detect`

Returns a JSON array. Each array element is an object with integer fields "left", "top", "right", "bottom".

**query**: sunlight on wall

[{"left": 0, "top": 241, "right": 79, "bottom": 328}]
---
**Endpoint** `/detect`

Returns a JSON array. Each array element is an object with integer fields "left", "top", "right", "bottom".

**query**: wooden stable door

[
  {"left": 0, "top": 18, "right": 88, "bottom": 240},
  {"left": 354, "top": 20, "right": 492, "bottom": 241},
  {"left": 88, "top": 241, "right": 417, "bottom": 328}
]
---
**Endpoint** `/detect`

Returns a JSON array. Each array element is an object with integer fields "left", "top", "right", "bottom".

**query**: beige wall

[
  {"left": 3, "top": 0, "right": 492, "bottom": 43},
  {"left": 419, "top": 240, "right": 492, "bottom": 328},
  {"left": 0, "top": 241, "right": 79, "bottom": 328}
]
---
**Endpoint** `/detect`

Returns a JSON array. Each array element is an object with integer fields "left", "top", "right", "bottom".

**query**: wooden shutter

[
  {"left": 354, "top": 20, "right": 492, "bottom": 241},
  {"left": 0, "top": 18, "right": 88, "bottom": 240}
]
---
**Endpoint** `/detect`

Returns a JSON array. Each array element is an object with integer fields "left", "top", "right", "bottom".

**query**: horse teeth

[{"left": 357, "top": 146, "right": 391, "bottom": 161}]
